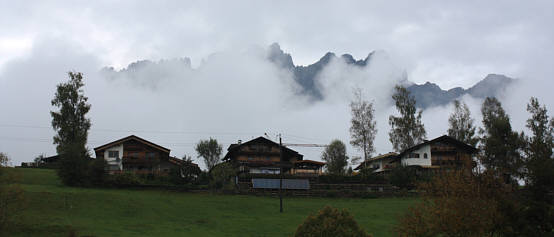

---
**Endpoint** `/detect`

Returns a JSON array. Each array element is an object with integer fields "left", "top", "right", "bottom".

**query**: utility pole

[
  {"left": 279, "top": 134, "right": 283, "bottom": 213},
  {"left": 276, "top": 136, "right": 327, "bottom": 213}
]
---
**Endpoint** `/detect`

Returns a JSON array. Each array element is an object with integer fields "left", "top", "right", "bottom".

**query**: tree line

[
  {"left": 320, "top": 84, "right": 554, "bottom": 235},
  {"left": 48, "top": 72, "right": 234, "bottom": 188}
]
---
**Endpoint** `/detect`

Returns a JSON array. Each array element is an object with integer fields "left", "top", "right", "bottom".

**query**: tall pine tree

[
  {"left": 479, "top": 97, "right": 524, "bottom": 183},
  {"left": 524, "top": 97, "right": 554, "bottom": 201}
]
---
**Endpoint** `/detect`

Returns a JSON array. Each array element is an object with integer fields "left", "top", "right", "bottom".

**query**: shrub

[
  {"left": 109, "top": 172, "right": 142, "bottom": 187},
  {"left": 295, "top": 206, "right": 371, "bottom": 237},
  {"left": 209, "top": 163, "right": 236, "bottom": 191},
  {"left": 387, "top": 165, "right": 416, "bottom": 189},
  {"left": 318, "top": 173, "right": 385, "bottom": 184},
  {"left": 396, "top": 171, "right": 506, "bottom": 237}
]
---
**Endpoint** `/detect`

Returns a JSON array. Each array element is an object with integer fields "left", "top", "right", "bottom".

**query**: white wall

[
  {"left": 401, "top": 144, "right": 432, "bottom": 166},
  {"left": 103, "top": 144, "right": 123, "bottom": 170}
]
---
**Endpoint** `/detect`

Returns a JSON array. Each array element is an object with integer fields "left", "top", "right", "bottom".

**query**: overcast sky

[{"left": 1, "top": 1, "right": 553, "bottom": 168}]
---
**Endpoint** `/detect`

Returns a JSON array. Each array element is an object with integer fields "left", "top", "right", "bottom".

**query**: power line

[
  {"left": 283, "top": 143, "right": 328, "bottom": 147},
  {"left": 0, "top": 124, "right": 262, "bottom": 136}
]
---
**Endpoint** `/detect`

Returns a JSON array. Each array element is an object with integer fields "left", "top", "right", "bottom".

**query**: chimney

[{"left": 238, "top": 140, "right": 242, "bottom": 145}]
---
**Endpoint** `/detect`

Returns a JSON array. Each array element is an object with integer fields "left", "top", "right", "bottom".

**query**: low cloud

[{"left": 1, "top": 37, "right": 553, "bottom": 170}]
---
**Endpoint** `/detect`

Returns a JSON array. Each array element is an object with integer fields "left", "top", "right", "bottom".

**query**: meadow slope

[{"left": 4, "top": 168, "right": 417, "bottom": 236}]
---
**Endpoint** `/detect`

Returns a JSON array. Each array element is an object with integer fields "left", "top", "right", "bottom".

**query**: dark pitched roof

[
  {"left": 93, "top": 135, "right": 170, "bottom": 153},
  {"left": 397, "top": 135, "right": 478, "bottom": 158},
  {"left": 294, "top": 159, "right": 325, "bottom": 166},
  {"left": 223, "top": 136, "right": 303, "bottom": 160},
  {"left": 168, "top": 156, "right": 199, "bottom": 167},
  {"left": 354, "top": 152, "right": 398, "bottom": 170}
]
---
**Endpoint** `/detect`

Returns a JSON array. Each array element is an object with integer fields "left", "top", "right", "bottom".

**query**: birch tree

[
  {"left": 448, "top": 100, "right": 478, "bottom": 146},
  {"left": 388, "top": 85, "right": 426, "bottom": 152},
  {"left": 349, "top": 89, "right": 377, "bottom": 162}
]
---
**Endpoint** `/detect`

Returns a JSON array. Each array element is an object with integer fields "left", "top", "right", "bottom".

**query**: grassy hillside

[{"left": 4, "top": 168, "right": 417, "bottom": 236}]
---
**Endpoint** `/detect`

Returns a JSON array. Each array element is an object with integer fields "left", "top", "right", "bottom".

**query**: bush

[
  {"left": 209, "top": 163, "right": 236, "bottom": 191},
  {"left": 109, "top": 172, "right": 142, "bottom": 187},
  {"left": 318, "top": 173, "right": 385, "bottom": 184},
  {"left": 57, "top": 144, "right": 91, "bottom": 187},
  {"left": 387, "top": 165, "right": 416, "bottom": 189},
  {"left": 295, "top": 206, "right": 372, "bottom": 237},
  {"left": 396, "top": 171, "right": 506, "bottom": 237},
  {"left": 169, "top": 162, "right": 202, "bottom": 185}
]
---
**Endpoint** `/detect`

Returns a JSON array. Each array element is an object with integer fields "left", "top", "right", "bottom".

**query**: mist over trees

[
  {"left": 399, "top": 96, "right": 554, "bottom": 236},
  {"left": 389, "top": 85, "right": 426, "bottom": 152},
  {"left": 51, "top": 72, "right": 92, "bottom": 186},
  {"left": 349, "top": 89, "right": 377, "bottom": 162},
  {"left": 322, "top": 140, "right": 349, "bottom": 175},
  {"left": 195, "top": 138, "right": 223, "bottom": 171},
  {"left": 447, "top": 100, "right": 478, "bottom": 146}
]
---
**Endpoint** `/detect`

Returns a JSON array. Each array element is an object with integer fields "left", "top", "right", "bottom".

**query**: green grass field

[{"left": 4, "top": 168, "right": 417, "bottom": 236}]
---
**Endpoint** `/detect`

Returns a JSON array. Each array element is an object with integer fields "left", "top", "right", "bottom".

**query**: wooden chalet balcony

[
  {"left": 122, "top": 156, "right": 160, "bottom": 165},
  {"left": 431, "top": 160, "right": 464, "bottom": 166},
  {"left": 431, "top": 146, "right": 457, "bottom": 153}
]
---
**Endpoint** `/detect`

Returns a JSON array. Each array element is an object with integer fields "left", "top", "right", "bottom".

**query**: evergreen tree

[
  {"left": 349, "top": 89, "right": 377, "bottom": 162},
  {"left": 448, "top": 100, "right": 478, "bottom": 146},
  {"left": 51, "top": 72, "right": 92, "bottom": 186},
  {"left": 479, "top": 97, "right": 524, "bottom": 183},
  {"left": 524, "top": 97, "right": 554, "bottom": 202},
  {"left": 388, "top": 85, "right": 426, "bottom": 152},
  {"left": 322, "top": 140, "right": 349, "bottom": 175}
]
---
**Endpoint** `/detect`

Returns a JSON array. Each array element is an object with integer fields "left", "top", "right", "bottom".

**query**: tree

[
  {"left": 389, "top": 85, "right": 426, "bottom": 152},
  {"left": 89, "top": 156, "right": 107, "bottom": 186},
  {"left": 448, "top": 100, "right": 478, "bottom": 146},
  {"left": 295, "top": 206, "right": 371, "bottom": 237},
  {"left": 479, "top": 97, "right": 524, "bottom": 183},
  {"left": 518, "top": 97, "right": 554, "bottom": 235},
  {"left": 0, "top": 153, "right": 8, "bottom": 168},
  {"left": 397, "top": 171, "right": 506, "bottom": 237},
  {"left": 195, "top": 138, "right": 222, "bottom": 171},
  {"left": 209, "top": 162, "right": 236, "bottom": 190},
  {"left": 33, "top": 154, "right": 46, "bottom": 167},
  {"left": 350, "top": 89, "right": 377, "bottom": 162},
  {"left": 322, "top": 140, "right": 349, "bottom": 175},
  {"left": 171, "top": 155, "right": 201, "bottom": 184},
  {"left": 51, "top": 72, "right": 92, "bottom": 186},
  {"left": 524, "top": 97, "right": 554, "bottom": 200}
]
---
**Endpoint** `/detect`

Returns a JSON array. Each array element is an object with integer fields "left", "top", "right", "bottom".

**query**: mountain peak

[
  {"left": 267, "top": 43, "right": 294, "bottom": 69},
  {"left": 467, "top": 74, "right": 514, "bottom": 98}
]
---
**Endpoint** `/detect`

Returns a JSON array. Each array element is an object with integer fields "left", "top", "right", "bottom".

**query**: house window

[
  {"left": 372, "top": 163, "right": 380, "bottom": 169},
  {"left": 129, "top": 152, "right": 139, "bottom": 158},
  {"left": 409, "top": 153, "right": 420, "bottom": 158},
  {"left": 108, "top": 151, "right": 119, "bottom": 158},
  {"left": 424, "top": 153, "right": 428, "bottom": 159},
  {"left": 265, "top": 157, "right": 271, "bottom": 161},
  {"left": 146, "top": 152, "right": 156, "bottom": 159},
  {"left": 248, "top": 157, "right": 253, "bottom": 161}
]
